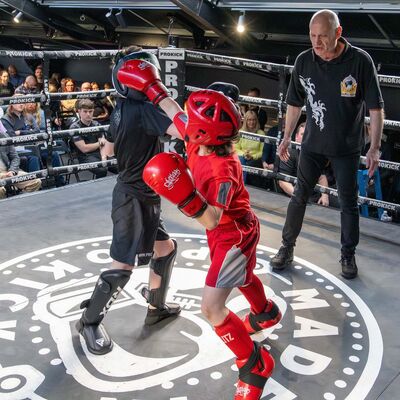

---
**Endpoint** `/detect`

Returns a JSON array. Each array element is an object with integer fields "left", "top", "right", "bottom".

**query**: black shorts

[{"left": 110, "top": 186, "right": 169, "bottom": 266}]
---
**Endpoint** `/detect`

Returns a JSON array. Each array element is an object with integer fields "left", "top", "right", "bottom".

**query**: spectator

[
  {"left": 246, "top": 87, "right": 268, "bottom": 131},
  {"left": 91, "top": 81, "right": 100, "bottom": 91},
  {"left": 0, "top": 70, "right": 14, "bottom": 97},
  {"left": 24, "top": 102, "right": 65, "bottom": 187},
  {"left": 0, "top": 122, "right": 41, "bottom": 198},
  {"left": 34, "top": 65, "right": 44, "bottom": 91},
  {"left": 15, "top": 75, "right": 38, "bottom": 95},
  {"left": 81, "top": 81, "right": 109, "bottom": 123},
  {"left": 60, "top": 78, "right": 77, "bottom": 113},
  {"left": 270, "top": 9, "right": 384, "bottom": 279},
  {"left": 262, "top": 113, "right": 286, "bottom": 171},
  {"left": 7, "top": 65, "right": 24, "bottom": 89},
  {"left": 59, "top": 77, "right": 69, "bottom": 93},
  {"left": 103, "top": 82, "right": 116, "bottom": 114},
  {"left": 47, "top": 81, "right": 63, "bottom": 130},
  {"left": 278, "top": 122, "right": 330, "bottom": 206},
  {"left": 69, "top": 99, "right": 108, "bottom": 179},
  {"left": 1, "top": 99, "right": 41, "bottom": 172},
  {"left": 50, "top": 72, "right": 61, "bottom": 89},
  {"left": 236, "top": 110, "right": 264, "bottom": 184}
]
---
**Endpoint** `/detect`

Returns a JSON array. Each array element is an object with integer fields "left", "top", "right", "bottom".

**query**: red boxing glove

[
  {"left": 117, "top": 59, "right": 170, "bottom": 105},
  {"left": 143, "top": 152, "right": 207, "bottom": 218}
]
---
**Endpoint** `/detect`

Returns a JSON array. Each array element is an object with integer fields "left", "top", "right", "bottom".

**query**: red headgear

[{"left": 185, "top": 89, "right": 241, "bottom": 145}]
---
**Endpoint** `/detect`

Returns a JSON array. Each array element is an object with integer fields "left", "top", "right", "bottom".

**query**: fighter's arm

[
  {"left": 161, "top": 97, "right": 186, "bottom": 140},
  {"left": 143, "top": 152, "right": 223, "bottom": 231},
  {"left": 196, "top": 204, "right": 223, "bottom": 231}
]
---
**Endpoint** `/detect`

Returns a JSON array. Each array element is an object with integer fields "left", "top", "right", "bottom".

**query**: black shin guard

[
  {"left": 141, "top": 239, "right": 177, "bottom": 309},
  {"left": 77, "top": 269, "right": 132, "bottom": 355}
]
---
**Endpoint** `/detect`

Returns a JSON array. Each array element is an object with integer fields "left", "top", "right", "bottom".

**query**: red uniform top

[{"left": 186, "top": 142, "right": 251, "bottom": 225}]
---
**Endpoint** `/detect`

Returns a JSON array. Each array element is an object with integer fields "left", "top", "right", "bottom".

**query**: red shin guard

[
  {"left": 243, "top": 299, "right": 282, "bottom": 335},
  {"left": 214, "top": 310, "right": 254, "bottom": 360},
  {"left": 235, "top": 342, "right": 274, "bottom": 400}
]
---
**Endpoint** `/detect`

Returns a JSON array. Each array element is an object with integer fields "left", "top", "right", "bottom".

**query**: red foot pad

[
  {"left": 243, "top": 300, "right": 282, "bottom": 335},
  {"left": 234, "top": 342, "right": 274, "bottom": 399}
]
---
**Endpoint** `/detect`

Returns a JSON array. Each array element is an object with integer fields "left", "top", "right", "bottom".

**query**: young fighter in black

[{"left": 76, "top": 48, "right": 181, "bottom": 355}]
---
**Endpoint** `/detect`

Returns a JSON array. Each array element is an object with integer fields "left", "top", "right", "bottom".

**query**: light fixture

[
  {"left": 236, "top": 12, "right": 245, "bottom": 33},
  {"left": 105, "top": 9, "right": 118, "bottom": 28},
  {"left": 115, "top": 9, "right": 127, "bottom": 28},
  {"left": 12, "top": 10, "right": 23, "bottom": 24}
]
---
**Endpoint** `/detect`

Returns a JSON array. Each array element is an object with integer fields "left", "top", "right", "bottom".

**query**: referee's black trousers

[{"left": 281, "top": 149, "right": 360, "bottom": 256}]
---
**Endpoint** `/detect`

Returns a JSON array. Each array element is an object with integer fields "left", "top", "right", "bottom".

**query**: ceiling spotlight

[
  {"left": 12, "top": 10, "right": 23, "bottom": 24},
  {"left": 236, "top": 12, "right": 245, "bottom": 33},
  {"left": 115, "top": 9, "right": 127, "bottom": 28},
  {"left": 105, "top": 9, "right": 118, "bottom": 28}
]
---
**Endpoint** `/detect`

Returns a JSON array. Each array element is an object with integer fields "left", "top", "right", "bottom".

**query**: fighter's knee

[{"left": 154, "top": 238, "right": 176, "bottom": 258}]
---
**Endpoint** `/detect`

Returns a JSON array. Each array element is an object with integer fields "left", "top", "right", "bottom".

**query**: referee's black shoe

[
  {"left": 340, "top": 255, "right": 358, "bottom": 279},
  {"left": 145, "top": 303, "right": 181, "bottom": 326},
  {"left": 270, "top": 245, "right": 294, "bottom": 271}
]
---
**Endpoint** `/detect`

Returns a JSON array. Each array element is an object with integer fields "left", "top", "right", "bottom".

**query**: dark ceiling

[{"left": 1, "top": 1, "right": 400, "bottom": 74}]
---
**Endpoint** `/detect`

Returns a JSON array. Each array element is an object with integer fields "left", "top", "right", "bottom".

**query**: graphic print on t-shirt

[
  {"left": 299, "top": 75, "right": 327, "bottom": 131},
  {"left": 340, "top": 75, "right": 358, "bottom": 97}
]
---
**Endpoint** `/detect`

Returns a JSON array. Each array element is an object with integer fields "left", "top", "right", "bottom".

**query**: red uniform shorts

[{"left": 205, "top": 212, "right": 260, "bottom": 288}]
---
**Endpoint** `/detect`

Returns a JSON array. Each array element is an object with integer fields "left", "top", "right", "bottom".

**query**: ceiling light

[
  {"left": 115, "top": 9, "right": 127, "bottom": 28},
  {"left": 237, "top": 12, "right": 245, "bottom": 33},
  {"left": 12, "top": 10, "right": 23, "bottom": 24},
  {"left": 105, "top": 9, "right": 118, "bottom": 28}
]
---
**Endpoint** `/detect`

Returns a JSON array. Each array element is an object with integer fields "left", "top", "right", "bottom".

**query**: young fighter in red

[{"left": 117, "top": 60, "right": 282, "bottom": 400}]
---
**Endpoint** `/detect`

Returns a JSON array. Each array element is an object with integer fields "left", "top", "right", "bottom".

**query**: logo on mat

[{"left": 0, "top": 235, "right": 382, "bottom": 399}]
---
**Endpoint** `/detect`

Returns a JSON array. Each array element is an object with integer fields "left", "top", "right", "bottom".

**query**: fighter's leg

[
  {"left": 240, "top": 273, "right": 281, "bottom": 334},
  {"left": 77, "top": 188, "right": 143, "bottom": 354},
  {"left": 203, "top": 286, "right": 274, "bottom": 400},
  {"left": 141, "top": 218, "right": 181, "bottom": 325},
  {"left": 77, "top": 266, "right": 132, "bottom": 355}
]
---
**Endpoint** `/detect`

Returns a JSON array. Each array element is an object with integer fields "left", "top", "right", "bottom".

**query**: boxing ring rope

[{"left": 0, "top": 48, "right": 399, "bottom": 217}]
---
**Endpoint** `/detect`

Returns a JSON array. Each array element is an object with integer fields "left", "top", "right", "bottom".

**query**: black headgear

[
  {"left": 206, "top": 82, "right": 240, "bottom": 103},
  {"left": 112, "top": 50, "right": 161, "bottom": 101}
]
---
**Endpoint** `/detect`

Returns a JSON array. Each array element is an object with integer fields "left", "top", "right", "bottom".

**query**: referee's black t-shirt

[
  {"left": 106, "top": 98, "right": 172, "bottom": 201},
  {"left": 286, "top": 37, "right": 384, "bottom": 156}
]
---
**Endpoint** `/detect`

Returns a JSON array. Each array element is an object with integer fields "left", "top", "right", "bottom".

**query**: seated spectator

[
  {"left": 47, "top": 81, "right": 63, "bottom": 130},
  {"left": 50, "top": 72, "right": 61, "bottom": 90},
  {"left": 7, "top": 65, "right": 24, "bottom": 89},
  {"left": 0, "top": 127, "right": 41, "bottom": 199},
  {"left": 91, "top": 82, "right": 100, "bottom": 91},
  {"left": 103, "top": 82, "right": 116, "bottom": 115},
  {"left": 278, "top": 122, "right": 330, "bottom": 206},
  {"left": 59, "top": 77, "right": 68, "bottom": 93},
  {"left": 59, "top": 78, "right": 77, "bottom": 129},
  {"left": 1, "top": 99, "right": 41, "bottom": 173},
  {"left": 15, "top": 75, "right": 39, "bottom": 95},
  {"left": 81, "top": 82, "right": 109, "bottom": 123},
  {"left": 60, "top": 78, "right": 77, "bottom": 113},
  {"left": 262, "top": 113, "right": 286, "bottom": 171},
  {"left": 34, "top": 65, "right": 44, "bottom": 91},
  {"left": 236, "top": 110, "right": 265, "bottom": 183},
  {"left": 0, "top": 70, "right": 14, "bottom": 97},
  {"left": 69, "top": 99, "right": 109, "bottom": 179},
  {"left": 24, "top": 102, "right": 65, "bottom": 186},
  {"left": 241, "top": 87, "right": 268, "bottom": 131}
]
